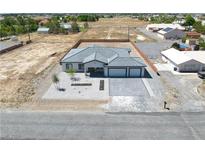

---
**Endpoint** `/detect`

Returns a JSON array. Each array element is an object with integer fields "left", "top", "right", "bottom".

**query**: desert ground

[
  {"left": 0, "top": 17, "right": 149, "bottom": 108},
  {"left": 83, "top": 17, "right": 152, "bottom": 42}
]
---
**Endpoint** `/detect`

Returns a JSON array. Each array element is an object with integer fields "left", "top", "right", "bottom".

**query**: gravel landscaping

[{"left": 42, "top": 72, "right": 109, "bottom": 101}]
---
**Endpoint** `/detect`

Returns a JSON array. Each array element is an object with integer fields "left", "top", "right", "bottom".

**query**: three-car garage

[
  {"left": 108, "top": 67, "right": 144, "bottom": 77},
  {"left": 108, "top": 68, "right": 127, "bottom": 77}
]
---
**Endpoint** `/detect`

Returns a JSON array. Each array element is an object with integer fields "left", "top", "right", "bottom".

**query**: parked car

[{"left": 198, "top": 71, "right": 205, "bottom": 79}]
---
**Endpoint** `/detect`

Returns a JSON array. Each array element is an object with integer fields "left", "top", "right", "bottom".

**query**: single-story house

[
  {"left": 185, "top": 32, "right": 201, "bottom": 46},
  {"left": 157, "top": 27, "right": 186, "bottom": 40},
  {"left": 37, "top": 27, "right": 50, "bottom": 34},
  {"left": 161, "top": 48, "right": 205, "bottom": 72},
  {"left": 146, "top": 24, "right": 185, "bottom": 31},
  {"left": 60, "top": 45, "right": 146, "bottom": 77}
]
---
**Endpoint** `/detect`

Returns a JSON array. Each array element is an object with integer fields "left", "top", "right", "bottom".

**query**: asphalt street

[{"left": 1, "top": 111, "right": 205, "bottom": 140}]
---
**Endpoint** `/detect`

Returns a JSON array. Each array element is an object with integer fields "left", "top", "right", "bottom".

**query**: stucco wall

[
  {"left": 179, "top": 60, "right": 205, "bottom": 72},
  {"left": 84, "top": 61, "right": 105, "bottom": 71},
  {"left": 62, "top": 63, "right": 82, "bottom": 72}
]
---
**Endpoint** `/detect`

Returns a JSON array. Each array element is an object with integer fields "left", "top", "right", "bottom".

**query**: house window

[
  {"left": 66, "top": 63, "right": 72, "bottom": 69},
  {"left": 78, "top": 64, "right": 84, "bottom": 70}
]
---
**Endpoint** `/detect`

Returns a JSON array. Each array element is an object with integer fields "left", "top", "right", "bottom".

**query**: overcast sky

[{"left": 0, "top": 0, "right": 204, "bottom": 13}]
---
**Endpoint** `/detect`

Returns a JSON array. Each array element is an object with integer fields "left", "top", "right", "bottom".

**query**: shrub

[
  {"left": 171, "top": 42, "right": 180, "bottom": 50},
  {"left": 66, "top": 68, "right": 76, "bottom": 78},
  {"left": 182, "top": 36, "right": 187, "bottom": 43}
]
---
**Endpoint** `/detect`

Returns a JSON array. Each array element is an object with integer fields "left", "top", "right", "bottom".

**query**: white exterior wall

[
  {"left": 62, "top": 63, "right": 67, "bottom": 72},
  {"left": 61, "top": 63, "right": 82, "bottom": 72},
  {"left": 162, "top": 56, "right": 205, "bottom": 72},
  {"left": 157, "top": 33, "right": 165, "bottom": 39},
  {"left": 178, "top": 60, "right": 205, "bottom": 72},
  {"left": 84, "top": 61, "right": 104, "bottom": 72},
  {"left": 72, "top": 63, "right": 80, "bottom": 71}
]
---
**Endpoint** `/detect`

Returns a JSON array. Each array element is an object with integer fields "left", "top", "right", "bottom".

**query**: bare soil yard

[
  {"left": 0, "top": 33, "right": 82, "bottom": 107},
  {"left": 83, "top": 17, "right": 151, "bottom": 42}
]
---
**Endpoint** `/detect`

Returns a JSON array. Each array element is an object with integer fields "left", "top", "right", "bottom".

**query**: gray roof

[
  {"left": 61, "top": 46, "right": 130, "bottom": 63},
  {"left": 0, "top": 40, "right": 22, "bottom": 52},
  {"left": 37, "top": 27, "right": 49, "bottom": 32},
  {"left": 61, "top": 46, "right": 146, "bottom": 67},
  {"left": 108, "top": 57, "right": 146, "bottom": 67}
]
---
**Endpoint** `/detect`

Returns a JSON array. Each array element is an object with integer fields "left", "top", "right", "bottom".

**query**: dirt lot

[
  {"left": 83, "top": 17, "right": 152, "bottom": 42},
  {"left": 0, "top": 32, "right": 83, "bottom": 107}
]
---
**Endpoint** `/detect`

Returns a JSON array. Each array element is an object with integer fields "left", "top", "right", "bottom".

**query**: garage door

[
  {"left": 109, "top": 69, "right": 126, "bottom": 77},
  {"left": 129, "top": 68, "right": 141, "bottom": 77}
]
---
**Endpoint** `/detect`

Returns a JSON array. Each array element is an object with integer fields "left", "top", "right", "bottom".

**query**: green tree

[
  {"left": 193, "top": 21, "right": 205, "bottom": 34},
  {"left": 47, "top": 17, "right": 60, "bottom": 34},
  {"left": 185, "top": 15, "right": 195, "bottom": 26},
  {"left": 71, "top": 21, "right": 79, "bottom": 33},
  {"left": 171, "top": 42, "right": 180, "bottom": 50},
  {"left": 2, "top": 16, "right": 17, "bottom": 35},
  {"left": 84, "top": 22, "right": 89, "bottom": 29},
  {"left": 182, "top": 36, "right": 187, "bottom": 43},
  {"left": 199, "top": 38, "right": 205, "bottom": 50}
]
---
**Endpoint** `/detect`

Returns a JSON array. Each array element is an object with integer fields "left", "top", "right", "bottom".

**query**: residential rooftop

[{"left": 61, "top": 45, "right": 146, "bottom": 67}]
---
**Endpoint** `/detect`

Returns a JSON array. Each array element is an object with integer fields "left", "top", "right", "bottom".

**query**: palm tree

[{"left": 52, "top": 74, "right": 60, "bottom": 90}]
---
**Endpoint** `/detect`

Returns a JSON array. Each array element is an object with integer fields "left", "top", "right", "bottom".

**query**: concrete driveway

[{"left": 109, "top": 78, "right": 149, "bottom": 96}]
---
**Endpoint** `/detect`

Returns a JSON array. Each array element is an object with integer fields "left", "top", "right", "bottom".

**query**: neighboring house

[
  {"left": 0, "top": 40, "right": 23, "bottom": 54},
  {"left": 172, "top": 19, "right": 185, "bottom": 25},
  {"left": 37, "top": 27, "right": 50, "bottom": 34},
  {"left": 60, "top": 23, "right": 72, "bottom": 31},
  {"left": 185, "top": 31, "right": 201, "bottom": 46},
  {"left": 157, "top": 28, "right": 185, "bottom": 40},
  {"left": 186, "top": 31, "right": 201, "bottom": 39},
  {"left": 60, "top": 45, "right": 146, "bottom": 77},
  {"left": 146, "top": 24, "right": 185, "bottom": 31},
  {"left": 161, "top": 48, "right": 205, "bottom": 72}
]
